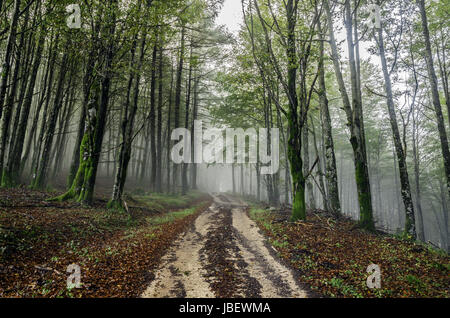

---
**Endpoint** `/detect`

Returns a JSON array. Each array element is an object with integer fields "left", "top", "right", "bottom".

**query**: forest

[{"left": 0, "top": 0, "right": 448, "bottom": 299}]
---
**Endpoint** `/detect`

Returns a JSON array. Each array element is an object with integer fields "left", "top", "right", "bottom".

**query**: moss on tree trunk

[
  {"left": 288, "top": 116, "right": 306, "bottom": 222},
  {"left": 354, "top": 159, "right": 374, "bottom": 231}
]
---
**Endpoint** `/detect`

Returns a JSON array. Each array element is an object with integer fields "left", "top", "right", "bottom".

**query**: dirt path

[{"left": 141, "top": 194, "right": 308, "bottom": 298}]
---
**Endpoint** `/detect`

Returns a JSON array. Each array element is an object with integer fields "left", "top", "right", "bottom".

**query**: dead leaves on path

[{"left": 200, "top": 207, "right": 261, "bottom": 298}]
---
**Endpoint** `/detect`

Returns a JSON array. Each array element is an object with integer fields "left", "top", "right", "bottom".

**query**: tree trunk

[
  {"left": 30, "top": 34, "right": 60, "bottom": 184},
  {"left": 172, "top": 25, "right": 185, "bottom": 194},
  {"left": 286, "top": 0, "right": 306, "bottom": 221},
  {"left": 149, "top": 41, "right": 158, "bottom": 191},
  {"left": 318, "top": 22, "right": 340, "bottom": 214},
  {"left": 191, "top": 76, "right": 199, "bottom": 189},
  {"left": 109, "top": 31, "right": 140, "bottom": 209},
  {"left": 166, "top": 59, "right": 174, "bottom": 193},
  {"left": 52, "top": 73, "right": 76, "bottom": 180},
  {"left": 375, "top": 25, "right": 416, "bottom": 238},
  {"left": 32, "top": 49, "right": 69, "bottom": 189},
  {"left": 3, "top": 27, "right": 45, "bottom": 186},
  {"left": 156, "top": 41, "right": 164, "bottom": 192},
  {"left": 417, "top": 0, "right": 450, "bottom": 197},
  {"left": 182, "top": 46, "right": 193, "bottom": 195},
  {"left": 412, "top": 97, "right": 425, "bottom": 241},
  {"left": 0, "top": 0, "right": 21, "bottom": 120},
  {"left": 20, "top": 33, "right": 56, "bottom": 177},
  {"left": 0, "top": 13, "right": 26, "bottom": 181},
  {"left": 303, "top": 119, "right": 315, "bottom": 210},
  {"left": 310, "top": 115, "right": 328, "bottom": 211},
  {"left": 324, "top": 0, "right": 374, "bottom": 230},
  {"left": 232, "top": 164, "right": 236, "bottom": 195},
  {"left": 436, "top": 32, "right": 450, "bottom": 129},
  {"left": 55, "top": 0, "right": 117, "bottom": 204}
]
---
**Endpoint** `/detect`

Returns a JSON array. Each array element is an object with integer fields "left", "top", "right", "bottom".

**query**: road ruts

[{"left": 141, "top": 193, "right": 308, "bottom": 298}]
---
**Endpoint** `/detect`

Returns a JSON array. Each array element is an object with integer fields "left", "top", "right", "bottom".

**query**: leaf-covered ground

[
  {"left": 0, "top": 188, "right": 212, "bottom": 297},
  {"left": 248, "top": 206, "right": 449, "bottom": 298}
]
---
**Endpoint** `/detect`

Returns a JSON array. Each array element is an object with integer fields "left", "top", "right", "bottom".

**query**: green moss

[
  {"left": 287, "top": 147, "right": 306, "bottom": 221},
  {"left": 50, "top": 132, "right": 94, "bottom": 203},
  {"left": 354, "top": 161, "right": 375, "bottom": 231},
  {"left": 1, "top": 169, "right": 16, "bottom": 188},
  {"left": 290, "top": 185, "right": 306, "bottom": 221},
  {"left": 106, "top": 199, "right": 126, "bottom": 212}
]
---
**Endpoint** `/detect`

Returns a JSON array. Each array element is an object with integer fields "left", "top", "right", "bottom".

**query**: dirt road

[{"left": 141, "top": 194, "right": 308, "bottom": 298}]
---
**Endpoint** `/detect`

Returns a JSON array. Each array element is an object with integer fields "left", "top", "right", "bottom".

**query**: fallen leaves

[
  {"left": 249, "top": 207, "right": 450, "bottom": 298},
  {"left": 200, "top": 207, "right": 262, "bottom": 298},
  {"left": 0, "top": 188, "right": 212, "bottom": 298}
]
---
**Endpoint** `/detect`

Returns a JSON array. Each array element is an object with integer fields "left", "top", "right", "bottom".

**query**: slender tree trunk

[
  {"left": 256, "top": 162, "right": 261, "bottom": 201},
  {"left": 30, "top": 34, "right": 60, "bottom": 183},
  {"left": 240, "top": 164, "right": 244, "bottom": 196},
  {"left": 9, "top": 8, "right": 34, "bottom": 156},
  {"left": 55, "top": 0, "right": 117, "bottom": 204},
  {"left": 412, "top": 102, "right": 425, "bottom": 241},
  {"left": 324, "top": 0, "right": 374, "bottom": 230},
  {"left": 436, "top": 32, "right": 449, "bottom": 128},
  {"left": 375, "top": 26, "right": 416, "bottom": 238},
  {"left": 191, "top": 76, "right": 199, "bottom": 190},
  {"left": 439, "top": 180, "right": 449, "bottom": 251},
  {"left": 285, "top": 0, "right": 306, "bottom": 221},
  {"left": 156, "top": 41, "right": 164, "bottom": 192},
  {"left": 166, "top": 59, "right": 174, "bottom": 193},
  {"left": 182, "top": 46, "right": 193, "bottom": 195},
  {"left": 310, "top": 116, "right": 327, "bottom": 211},
  {"left": 0, "top": 0, "right": 21, "bottom": 120},
  {"left": 249, "top": 164, "right": 253, "bottom": 197},
  {"left": 0, "top": 13, "right": 26, "bottom": 180},
  {"left": 52, "top": 74, "right": 76, "bottom": 180},
  {"left": 32, "top": 50, "right": 69, "bottom": 189},
  {"left": 109, "top": 31, "right": 139, "bottom": 208},
  {"left": 172, "top": 25, "right": 185, "bottom": 194},
  {"left": 318, "top": 22, "right": 340, "bottom": 214},
  {"left": 232, "top": 164, "right": 236, "bottom": 195},
  {"left": 3, "top": 27, "right": 45, "bottom": 186},
  {"left": 68, "top": 23, "right": 99, "bottom": 186},
  {"left": 303, "top": 119, "right": 315, "bottom": 210},
  {"left": 417, "top": 0, "right": 450, "bottom": 197},
  {"left": 149, "top": 41, "right": 158, "bottom": 191},
  {"left": 21, "top": 33, "right": 55, "bottom": 177}
]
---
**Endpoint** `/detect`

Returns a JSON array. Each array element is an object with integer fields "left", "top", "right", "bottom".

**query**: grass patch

[
  {"left": 134, "top": 190, "right": 206, "bottom": 211},
  {"left": 147, "top": 207, "right": 197, "bottom": 226}
]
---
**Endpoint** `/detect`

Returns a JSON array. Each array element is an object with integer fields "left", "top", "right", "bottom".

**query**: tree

[
  {"left": 317, "top": 18, "right": 340, "bottom": 215},
  {"left": 417, "top": 0, "right": 450, "bottom": 198},
  {"left": 324, "top": 0, "right": 374, "bottom": 230},
  {"left": 373, "top": 1, "right": 416, "bottom": 237}
]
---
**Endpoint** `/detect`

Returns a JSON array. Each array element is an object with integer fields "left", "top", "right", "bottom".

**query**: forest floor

[
  {"left": 0, "top": 187, "right": 212, "bottom": 297},
  {"left": 248, "top": 203, "right": 450, "bottom": 298},
  {"left": 1, "top": 187, "right": 448, "bottom": 298}
]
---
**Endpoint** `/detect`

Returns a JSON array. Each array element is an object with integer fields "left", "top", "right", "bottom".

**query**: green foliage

[
  {"left": 134, "top": 191, "right": 205, "bottom": 211},
  {"left": 148, "top": 207, "right": 197, "bottom": 226},
  {"left": 327, "top": 278, "right": 363, "bottom": 298}
]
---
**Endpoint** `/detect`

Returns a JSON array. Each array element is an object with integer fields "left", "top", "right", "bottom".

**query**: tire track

[{"left": 141, "top": 194, "right": 308, "bottom": 298}]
